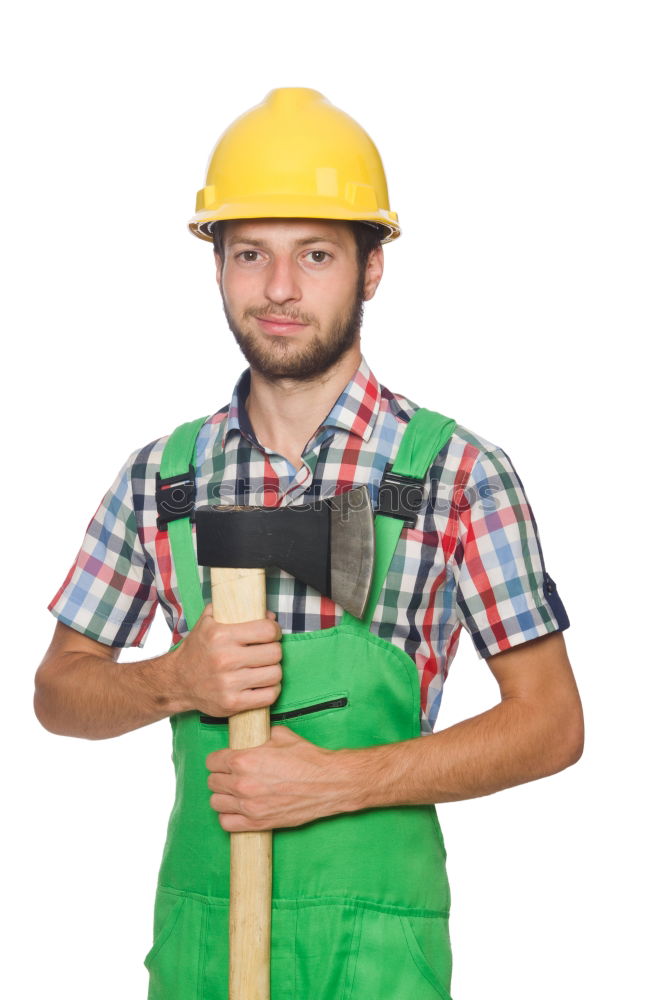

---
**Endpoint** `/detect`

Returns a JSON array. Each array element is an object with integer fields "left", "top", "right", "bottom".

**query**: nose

[{"left": 263, "top": 253, "right": 302, "bottom": 306}]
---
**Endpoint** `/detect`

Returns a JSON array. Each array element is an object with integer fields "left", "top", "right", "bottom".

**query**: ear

[
  {"left": 362, "top": 245, "right": 384, "bottom": 302},
  {"left": 214, "top": 250, "right": 223, "bottom": 287}
]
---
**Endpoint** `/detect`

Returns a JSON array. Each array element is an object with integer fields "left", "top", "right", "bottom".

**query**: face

[{"left": 215, "top": 219, "right": 383, "bottom": 381}]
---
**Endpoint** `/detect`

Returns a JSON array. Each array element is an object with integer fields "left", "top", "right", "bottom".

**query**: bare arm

[
  {"left": 205, "top": 631, "right": 584, "bottom": 831},
  {"left": 34, "top": 607, "right": 283, "bottom": 741},
  {"left": 344, "top": 631, "right": 584, "bottom": 809}
]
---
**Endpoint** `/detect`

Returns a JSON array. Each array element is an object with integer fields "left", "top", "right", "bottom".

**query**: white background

[{"left": 2, "top": 2, "right": 660, "bottom": 997}]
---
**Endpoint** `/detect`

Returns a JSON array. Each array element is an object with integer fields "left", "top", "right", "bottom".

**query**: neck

[{"left": 245, "top": 344, "right": 362, "bottom": 467}]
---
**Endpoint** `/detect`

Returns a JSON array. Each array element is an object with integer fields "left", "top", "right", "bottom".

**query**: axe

[{"left": 195, "top": 486, "right": 375, "bottom": 1000}]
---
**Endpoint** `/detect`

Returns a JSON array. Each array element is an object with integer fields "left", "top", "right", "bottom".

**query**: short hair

[{"left": 211, "top": 220, "right": 383, "bottom": 271}]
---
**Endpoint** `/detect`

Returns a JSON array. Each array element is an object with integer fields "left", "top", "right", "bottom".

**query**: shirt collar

[
  {"left": 221, "top": 367, "right": 257, "bottom": 449},
  {"left": 221, "top": 354, "right": 382, "bottom": 450}
]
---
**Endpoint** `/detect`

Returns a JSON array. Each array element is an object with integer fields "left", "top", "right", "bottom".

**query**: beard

[{"left": 220, "top": 274, "right": 365, "bottom": 382}]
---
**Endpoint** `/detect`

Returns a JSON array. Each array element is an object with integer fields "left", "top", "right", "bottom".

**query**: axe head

[{"left": 195, "top": 486, "right": 375, "bottom": 619}]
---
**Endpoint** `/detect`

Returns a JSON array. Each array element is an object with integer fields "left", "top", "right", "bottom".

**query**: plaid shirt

[{"left": 49, "top": 355, "right": 569, "bottom": 734}]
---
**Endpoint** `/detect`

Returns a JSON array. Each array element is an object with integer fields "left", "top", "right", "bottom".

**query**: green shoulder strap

[
  {"left": 159, "top": 415, "right": 209, "bottom": 633},
  {"left": 345, "top": 407, "right": 456, "bottom": 626},
  {"left": 160, "top": 406, "right": 456, "bottom": 634}
]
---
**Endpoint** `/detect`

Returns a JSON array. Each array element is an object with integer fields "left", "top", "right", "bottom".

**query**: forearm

[
  {"left": 34, "top": 648, "right": 188, "bottom": 741},
  {"left": 337, "top": 696, "right": 583, "bottom": 812},
  {"left": 206, "top": 633, "right": 583, "bottom": 831}
]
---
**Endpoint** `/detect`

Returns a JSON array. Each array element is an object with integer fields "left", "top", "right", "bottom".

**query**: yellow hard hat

[{"left": 189, "top": 87, "right": 400, "bottom": 244}]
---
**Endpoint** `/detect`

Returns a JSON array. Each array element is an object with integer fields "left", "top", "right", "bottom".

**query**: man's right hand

[
  {"left": 169, "top": 604, "right": 283, "bottom": 718},
  {"left": 34, "top": 609, "right": 283, "bottom": 740}
]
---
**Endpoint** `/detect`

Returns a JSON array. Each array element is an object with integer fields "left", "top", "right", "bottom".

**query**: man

[{"left": 35, "top": 88, "right": 583, "bottom": 999}]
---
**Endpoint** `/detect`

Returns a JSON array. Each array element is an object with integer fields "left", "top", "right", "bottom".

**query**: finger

[
  {"left": 229, "top": 618, "right": 282, "bottom": 643},
  {"left": 269, "top": 724, "right": 296, "bottom": 742},
  {"left": 207, "top": 771, "right": 239, "bottom": 793},
  {"left": 236, "top": 641, "right": 283, "bottom": 668},
  {"left": 233, "top": 685, "right": 282, "bottom": 711},
  {"left": 209, "top": 792, "right": 240, "bottom": 815},
  {"left": 219, "top": 813, "right": 258, "bottom": 833},
  {"left": 237, "top": 663, "right": 282, "bottom": 689},
  {"left": 205, "top": 749, "right": 233, "bottom": 772}
]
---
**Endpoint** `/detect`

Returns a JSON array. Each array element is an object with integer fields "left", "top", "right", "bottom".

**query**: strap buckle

[
  {"left": 376, "top": 464, "right": 426, "bottom": 528},
  {"left": 156, "top": 465, "right": 196, "bottom": 531}
]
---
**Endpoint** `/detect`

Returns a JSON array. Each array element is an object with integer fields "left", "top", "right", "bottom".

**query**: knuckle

[
  {"left": 219, "top": 650, "right": 237, "bottom": 671},
  {"left": 224, "top": 692, "right": 241, "bottom": 714},
  {"left": 262, "top": 642, "right": 281, "bottom": 663},
  {"left": 235, "top": 776, "right": 257, "bottom": 799},
  {"left": 215, "top": 625, "right": 234, "bottom": 648},
  {"left": 202, "top": 614, "right": 220, "bottom": 637},
  {"left": 244, "top": 802, "right": 261, "bottom": 821},
  {"left": 256, "top": 619, "right": 279, "bottom": 641},
  {"left": 231, "top": 750, "right": 250, "bottom": 774}
]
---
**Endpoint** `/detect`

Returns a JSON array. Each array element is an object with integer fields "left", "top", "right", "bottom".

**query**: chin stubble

[{"left": 220, "top": 276, "right": 365, "bottom": 382}]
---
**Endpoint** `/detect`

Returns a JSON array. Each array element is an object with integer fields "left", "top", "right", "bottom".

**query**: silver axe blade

[{"left": 195, "top": 485, "right": 375, "bottom": 619}]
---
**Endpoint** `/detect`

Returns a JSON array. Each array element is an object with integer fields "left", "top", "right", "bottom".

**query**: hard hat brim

[{"left": 189, "top": 196, "right": 400, "bottom": 244}]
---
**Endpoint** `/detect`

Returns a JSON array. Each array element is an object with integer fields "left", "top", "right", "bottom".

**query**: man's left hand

[{"left": 206, "top": 725, "right": 350, "bottom": 832}]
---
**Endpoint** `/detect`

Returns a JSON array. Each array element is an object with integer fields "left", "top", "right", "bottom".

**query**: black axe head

[{"left": 195, "top": 485, "right": 375, "bottom": 619}]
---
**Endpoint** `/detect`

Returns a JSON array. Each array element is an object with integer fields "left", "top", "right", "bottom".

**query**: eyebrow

[{"left": 226, "top": 234, "right": 345, "bottom": 250}]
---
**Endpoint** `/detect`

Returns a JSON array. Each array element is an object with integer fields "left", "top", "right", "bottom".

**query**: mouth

[{"left": 256, "top": 316, "right": 308, "bottom": 336}]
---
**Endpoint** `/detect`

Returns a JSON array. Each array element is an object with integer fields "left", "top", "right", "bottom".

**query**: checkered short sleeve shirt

[{"left": 49, "top": 356, "right": 569, "bottom": 734}]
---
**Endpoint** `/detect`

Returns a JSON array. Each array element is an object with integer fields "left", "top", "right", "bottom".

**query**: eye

[
  {"left": 236, "top": 250, "right": 260, "bottom": 262},
  {"left": 305, "top": 250, "right": 331, "bottom": 264}
]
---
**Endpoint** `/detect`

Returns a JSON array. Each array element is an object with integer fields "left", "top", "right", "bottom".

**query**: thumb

[{"left": 270, "top": 725, "right": 301, "bottom": 745}]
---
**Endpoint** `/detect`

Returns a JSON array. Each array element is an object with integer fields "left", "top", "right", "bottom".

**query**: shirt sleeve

[
  {"left": 48, "top": 450, "right": 159, "bottom": 647},
  {"left": 454, "top": 444, "right": 570, "bottom": 658}
]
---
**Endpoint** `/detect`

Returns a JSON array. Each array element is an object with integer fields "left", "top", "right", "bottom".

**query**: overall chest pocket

[
  {"left": 199, "top": 694, "right": 350, "bottom": 741},
  {"left": 199, "top": 695, "right": 349, "bottom": 728}
]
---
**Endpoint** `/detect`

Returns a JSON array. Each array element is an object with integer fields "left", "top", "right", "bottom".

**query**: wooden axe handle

[{"left": 210, "top": 565, "right": 272, "bottom": 1000}]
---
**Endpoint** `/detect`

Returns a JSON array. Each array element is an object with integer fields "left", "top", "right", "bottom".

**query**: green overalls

[{"left": 144, "top": 408, "right": 457, "bottom": 1000}]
